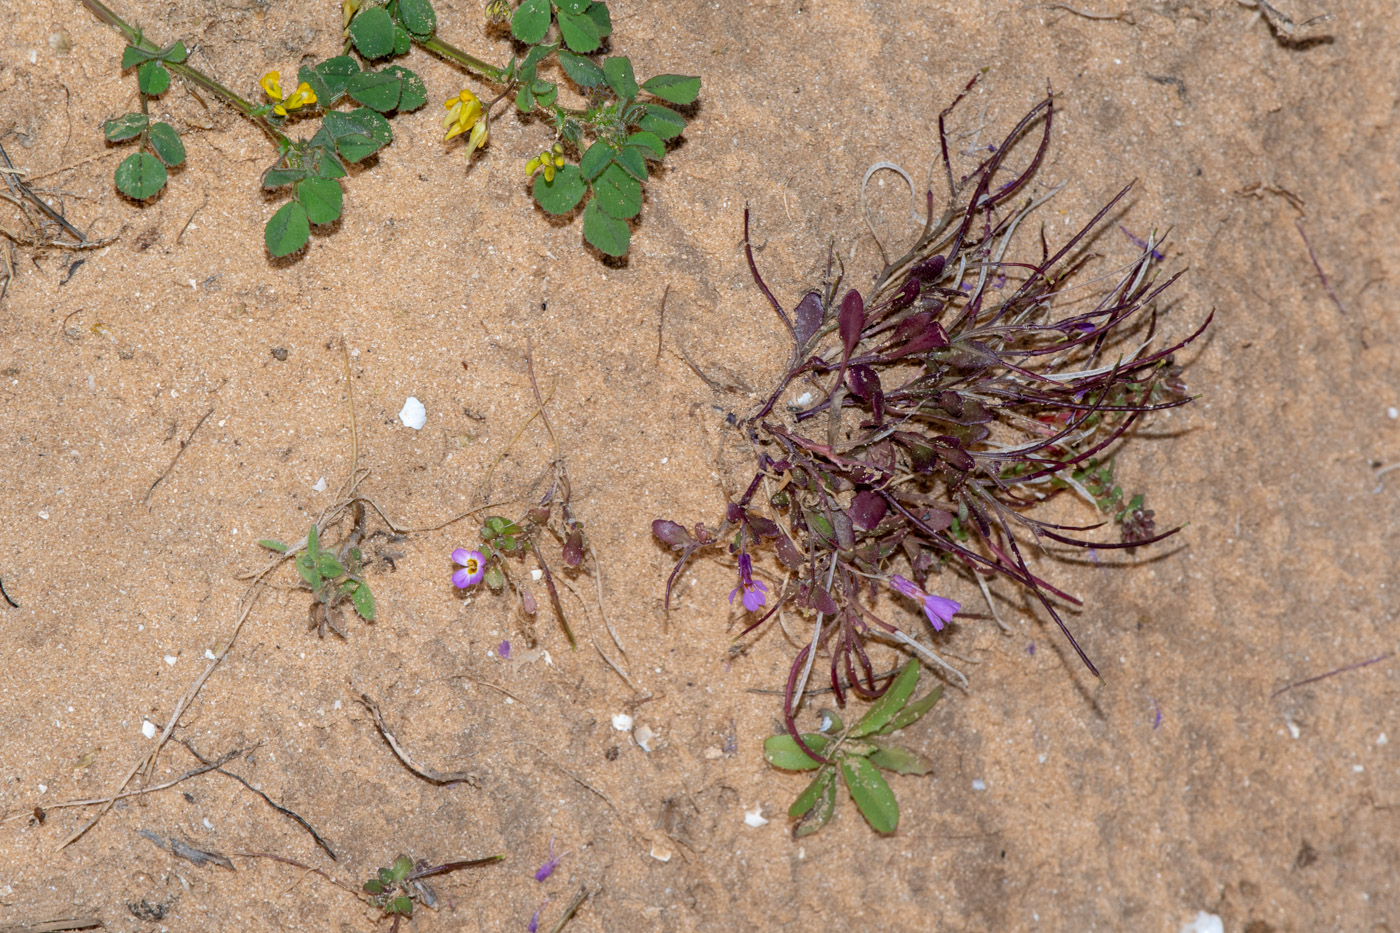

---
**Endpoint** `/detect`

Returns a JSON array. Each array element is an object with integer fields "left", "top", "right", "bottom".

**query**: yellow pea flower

[
  {"left": 443, "top": 89, "right": 483, "bottom": 142},
  {"left": 260, "top": 71, "right": 317, "bottom": 116},
  {"left": 526, "top": 144, "right": 567, "bottom": 183}
]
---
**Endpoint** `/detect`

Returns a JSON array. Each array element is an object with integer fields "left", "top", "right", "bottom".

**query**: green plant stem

[
  {"left": 418, "top": 35, "right": 504, "bottom": 82},
  {"left": 79, "top": 0, "right": 291, "bottom": 146}
]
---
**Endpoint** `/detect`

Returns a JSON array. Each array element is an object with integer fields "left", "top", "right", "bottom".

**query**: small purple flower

[
  {"left": 888, "top": 574, "right": 961, "bottom": 632},
  {"left": 452, "top": 548, "right": 485, "bottom": 588},
  {"left": 498, "top": 640, "right": 512, "bottom": 660},
  {"left": 728, "top": 553, "right": 769, "bottom": 613},
  {"left": 534, "top": 836, "right": 565, "bottom": 882},
  {"left": 528, "top": 897, "right": 552, "bottom": 932}
]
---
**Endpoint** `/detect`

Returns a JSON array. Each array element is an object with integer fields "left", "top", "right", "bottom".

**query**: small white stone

[
  {"left": 611, "top": 713, "right": 634, "bottom": 732},
  {"left": 1286, "top": 720, "right": 1301, "bottom": 739},
  {"left": 38, "top": 510, "right": 50, "bottom": 520},
  {"left": 1353, "top": 764, "right": 1364, "bottom": 773},
  {"left": 1388, "top": 407, "right": 1399, "bottom": 420},
  {"left": 1178, "top": 911, "right": 1224, "bottom": 933},
  {"left": 531, "top": 569, "right": 543, "bottom": 581},
  {"left": 634, "top": 724, "right": 658, "bottom": 752},
  {"left": 164, "top": 655, "right": 177, "bottom": 666},
  {"left": 38, "top": 784, "right": 47, "bottom": 794},
  {"left": 141, "top": 720, "right": 157, "bottom": 739},
  {"left": 312, "top": 476, "right": 326, "bottom": 492},
  {"left": 399, "top": 396, "right": 427, "bottom": 430},
  {"left": 1377, "top": 733, "right": 1388, "bottom": 746},
  {"left": 204, "top": 649, "right": 217, "bottom": 660},
  {"left": 649, "top": 842, "right": 672, "bottom": 862},
  {"left": 203, "top": 818, "right": 214, "bottom": 829},
  {"left": 744, "top": 805, "right": 768, "bottom": 827},
  {"left": 971, "top": 779, "right": 987, "bottom": 791},
  {"left": 794, "top": 392, "right": 813, "bottom": 406}
]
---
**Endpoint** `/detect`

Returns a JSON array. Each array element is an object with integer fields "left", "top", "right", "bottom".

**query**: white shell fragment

[
  {"left": 649, "top": 841, "right": 672, "bottom": 862},
  {"left": 141, "top": 720, "right": 157, "bottom": 739},
  {"left": 312, "top": 475, "right": 327, "bottom": 492},
  {"left": 1179, "top": 912, "right": 1224, "bottom": 933},
  {"left": 634, "top": 724, "right": 658, "bottom": 752},
  {"left": 399, "top": 396, "right": 427, "bottom": 430},
  {"left": 744, "top": 805, "right": 768, "bottom": 828},
  {"left": 164, "top": 655, "right": 177, "bottom": 666},
  {"left": 611, "top": 713, "right": 634, "bottom": 732}
]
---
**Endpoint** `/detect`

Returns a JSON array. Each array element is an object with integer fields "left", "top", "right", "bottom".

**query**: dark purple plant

[{"left": 654, "top": 79, "right": 1208, "bottom": 761}]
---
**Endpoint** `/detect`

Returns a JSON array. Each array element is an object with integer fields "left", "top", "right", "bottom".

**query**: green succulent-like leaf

[
  {"left": 876, "top": 685, "right": 944, "bottom": 735},
  {"left": 300, "top": 56, "right": 360, "bottom": 104},
  {"left": 584, "top": 0, "right": 611, "bottom": 36},
  {"left": 556, "top": 10, "right": 600, "bottom": 52},
  {"left": 347, "top": 69, "right": 403, "bottom": 112},
  {"left": 625, "top": 130, "right": 665, "bottom": 159},
  {"left": 532, "top": 78, "right": 558, "bottom": 108},
  {"left": 349, "top": 7, "right": 396, "bottom": 58},
  {"left": 137, "top": 60, "right": 171, "bottom": 96},
  {"left": 789, "top": 765, "right": 835, "bottom": 817},
  {"left": 295, "top": 552, "right": 322, "bottom": 588},
  {"left": 511, "top": 0, "right": 551, "bottom": 43},
  {"left": 316, "top": 554, "right": 346, "bottom": 579},
  {"left": 397, "top": 0, "right": 437, "bottom": 37},
  {"left": 792, "top": 768, "right": 838, "bottom": 837},
  {"left": 641, "top": 73, "right": 701, "bottom": 105},
  {"left": 258, "top": 539, "right": 289, "bottom": 553},
  {"left": 265, "top": 200, "right": 311, "bottom": 257},
  {"left": 147, "top": 122, "right": 185, "bottom": 167},
  {"left": 849, "top": 659, "right": 919, "bottom": 738},
  {"left": 593, "top": 162, "right": 642, "bottom": 219},
  {"left": 603, "top": 56, "right": 638, "bottom": 99},
  {"left": 351, "top": 581, "right": 376, "bottom": 620},
  {"left": 297, "top": 176, "right": 343, "bottom": 225},
  {"left": 103, "top": 112, "right": 148, "bottom": 142},
  {"left": 533, "top": 164, "right": 586, "bottom": 215},
  {"left": 637, "top": 102, "right": 685, "bottom": 139},
  {"left": 262, "top": 164, "right": 307, "bottom": 189},
  {"left": 868, "top": 745, "right": 934, "bottom": 776},
  {"left": 579, "top": 141, "right": 612, "bottom": 180},
  {"left": 121, "top": 45, "right": 157, "bottom": 69},
  {"left": 556, "top": 49, "right": 606, "bottom": 88},
  {"left": 582, "top": 200, "right": 629, "bottom": 256},
  {"left": 386, "top": 65, "right": 427, "bottom": 111},
  {"left": 613, "top": 144, "right": 647, "bottom": 181},
  {"left": 762, "top": 733, "right": 830, "bottom": 770},
  {"left": 114, "top": 151, "right": 167, "bottom": 199},
  {"left": 841, "top": 754, "right": 899, "bottom": 833}
]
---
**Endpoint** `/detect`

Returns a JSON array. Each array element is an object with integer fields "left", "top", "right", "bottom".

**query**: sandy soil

[{"left": 1, "top": 0, "right": 1397, "bottom": 930}]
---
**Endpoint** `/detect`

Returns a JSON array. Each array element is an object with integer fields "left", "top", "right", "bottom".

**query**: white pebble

[
  {"left": 38, "top": 784, "right": 47, "bottom": 794},
  {"left": 1178, "top": 911, "right": 1224, "bottom": 933},
  {"left": 398, "top": 397, "right": 427, "bottom": 430},
  {"left": 203, "top": 818, "right": 214, "bottom": 829},
  {"left": 141, "top": 720, "right": 157, "bottom": 739},
  {"left": 1388, "top": 407, "right": 1399, "bottom": 420},
  {"left": 1377, "top": 733, "right": 1388, "bottom": 746},
  {"left": 164, "top": 656, "right": 177, "bottom": 666},
  {"left": 634, "top": 724, "right": 658, "bottom": 752},
  {"left": 204, "top": 649, "right": 217, "bottom": 660},
  {"left": 971, "top": 779, "right": 987, "bottom": 791},
  {"left": 531, "top": 569, "right": 543, "bottom": 581},
  {"left": 312, "top": 476, "right": 326, "bottom": 492},
  {"left": 611, "top": 713, "right": 634, "bottom": 732},
  {"left": 744, "top": 805, "right": 768, "bottom": 827}
]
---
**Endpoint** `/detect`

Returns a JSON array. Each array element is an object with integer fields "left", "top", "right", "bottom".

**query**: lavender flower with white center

[
  {"left": 728, "top": 552, "right": 769, "bottom": 613},
  {"left": 888, "top": 574, "right": 961, "bottom": 632},
  {"left": 452, "top": 548, "right": 485, "bottom": 588}
]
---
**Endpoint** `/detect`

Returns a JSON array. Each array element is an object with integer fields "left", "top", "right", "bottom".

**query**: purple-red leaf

[
  {"left": 562, "top": 530, "right": 584, "bottom": 568},
  {"left": 838, "top": 289, "right": 865, "bottom": 357},
  {"left": 848, "top": 491, "right": 887, "bottom": 530},
  {"left": 794, "top": 291, "right": 824, "bottom": 347},
  {"left": 652, "top": 519, "right": 694, "bottom": 549}
]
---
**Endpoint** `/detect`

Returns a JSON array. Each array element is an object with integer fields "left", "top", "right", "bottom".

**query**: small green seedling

[
  {"left": 260, "top": 523, "right": 376, "bottom": 637},
  {"left": 763, "top": 660, "right": 942, "bottom": 836},
  {"left": 363, "top": 853, "right": 504, "bottom": 928}
]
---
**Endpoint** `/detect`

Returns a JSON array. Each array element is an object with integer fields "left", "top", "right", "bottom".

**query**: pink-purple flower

[
  {"left": 728, "top": 553, "right": 769, "bottom": 613},
  {"left": 452, "top": 548, "right": 485, "bottom": 588},
  {"left": 889, "top": 574, "right": 960, "bottom": 632},
  {"left": 534, "top": 836, "right": 565, "bottom": 881}
]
